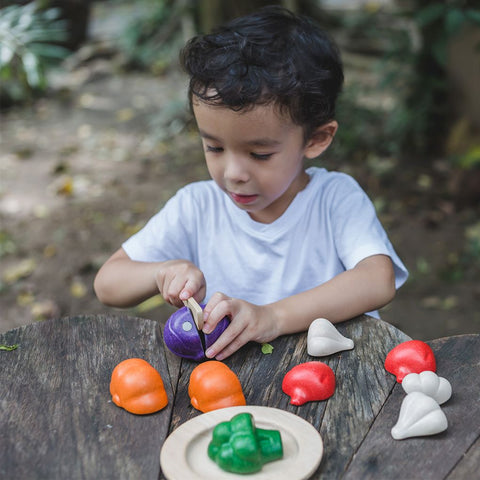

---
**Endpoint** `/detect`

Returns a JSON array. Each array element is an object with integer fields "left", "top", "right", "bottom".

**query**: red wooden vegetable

[
  {"left": 282, "top": 361, "right": 335, "bottom": 406},
  {"left": 385, "top": 340, "right": 436, "bottom": 383}
]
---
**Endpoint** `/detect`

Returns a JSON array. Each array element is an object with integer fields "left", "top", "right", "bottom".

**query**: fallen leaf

[
  {"left": 0, "top": 232, "right": 17, "bottom": 257},
  {"left": 3, "top": 258, "right": 36, "bottom": 284},
  {"left": 70, "top": 279, "right": 87, "bottom": 298},
  {"left": 135, "top": 295, "right": 164, "bottom": 313},
  {"left": 0, "top": 344, "right": 18, "bottom": 351},
  {"left": 56, "top": 176, "right": 74, "bottom": 196},
  {"left": 421, "top": 295, "right": 458, "bottom": 310},
  {"left": 116, "top": 108, "right": 134, "bottom": 122},
  {"left": 17, "top": 292, "right": 35, "bottom": 306},
  {"left": 261, "top": 343, "right": 274, "bottom": 355},
  {"left": 43, "top": 244, "right": 57, "bottom": 258},
  {"left": 31, "top": 299, "right": 60, "bottom": 321}
]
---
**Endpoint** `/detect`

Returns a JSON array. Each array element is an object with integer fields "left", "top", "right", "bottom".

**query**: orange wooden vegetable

[
  {"left": 188, "top": 361, "right": 246, "bottom": 413},
  {"left": 110, "top": 358, "right": 168, "bottom": 415}
]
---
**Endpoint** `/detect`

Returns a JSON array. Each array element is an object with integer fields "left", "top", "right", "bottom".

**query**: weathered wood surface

[
  {"left": 161, "top": 315, "right": 411, "bottom": 479},
  {"left": 0, "top": 315, "right": 173, "bottom": 480},
  {"left": 1, "top": 315, "right": 477, "bottom": 480},
  {"left": 343, "top": 334, "right": 480, "bottom": 480}
]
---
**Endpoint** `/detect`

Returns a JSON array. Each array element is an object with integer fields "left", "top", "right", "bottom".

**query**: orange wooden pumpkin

[
  {"left": 110, "top": 358, "right": 168, "bottom": 415},
  {"left": 188, "top": 361, "right": 246, "bottom": 413}
]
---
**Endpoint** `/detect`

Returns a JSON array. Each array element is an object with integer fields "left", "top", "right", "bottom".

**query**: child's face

[{"left": 193, "top": 99, "right": 319, "bottom": 224}]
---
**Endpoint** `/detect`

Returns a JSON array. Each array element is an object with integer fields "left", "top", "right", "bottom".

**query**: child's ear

[{"left": 304, "top": 121, "right": 338, "bottom": 159}]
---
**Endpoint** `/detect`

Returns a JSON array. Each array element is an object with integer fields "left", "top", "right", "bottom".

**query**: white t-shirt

[{"left": 122, "top": 167, "right": 408, "bottom": 315}]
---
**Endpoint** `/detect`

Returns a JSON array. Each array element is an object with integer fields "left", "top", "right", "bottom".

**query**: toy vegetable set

[{"left": 109, "top": 301, "right": 452, "bottom": 478}]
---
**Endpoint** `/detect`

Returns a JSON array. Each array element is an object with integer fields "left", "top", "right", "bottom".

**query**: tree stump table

[{"left": 0, "top": 314, "right": 478, "bottom": 479}]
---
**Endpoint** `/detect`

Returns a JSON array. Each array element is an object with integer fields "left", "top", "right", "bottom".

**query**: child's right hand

[{"left": 155, "top": 259, "right": 206, "bottom": 308}]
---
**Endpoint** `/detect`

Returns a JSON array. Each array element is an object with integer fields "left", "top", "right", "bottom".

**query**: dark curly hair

[{"left": 180, "top": 6, "right": 344, "bottom": 141}]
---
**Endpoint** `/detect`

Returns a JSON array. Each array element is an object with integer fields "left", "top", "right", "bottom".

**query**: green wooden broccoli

[{"left": 208, "top": 412, "right": 283, "bottom": 474}]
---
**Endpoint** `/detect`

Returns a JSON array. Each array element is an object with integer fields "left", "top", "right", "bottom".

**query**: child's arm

[
  {"left": 202, "top": 254, "right": 395, "bottom": 360},
  {"left": 93, "top": 248, "right": 206, "bottom": 308}
]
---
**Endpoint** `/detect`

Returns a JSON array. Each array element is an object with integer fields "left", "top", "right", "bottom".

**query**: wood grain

[
  {"left": 2, "top": 315, "right": 476, "bottom": 480},
  {"left": 446, "top": 436, "right": 480, "bottom": 479},
  {"left": 342, "top": 334, "right": 480, "bottom": 480},
  {"left": 0, "top": 315, "right": 173, "bottom": 480},
  {"left": 161, "top": 316, "right": 411, "bottom": 480},
  {"left": 316, "top": 317, "right": 410, "bottom": 479}
]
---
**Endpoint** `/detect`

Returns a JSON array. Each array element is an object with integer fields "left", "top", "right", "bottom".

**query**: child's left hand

[{"left": 202, "top": 292, "right": 280, "bottom": 360}]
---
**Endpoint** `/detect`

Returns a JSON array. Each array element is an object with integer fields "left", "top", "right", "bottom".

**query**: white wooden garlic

[
  {"left": 307, "top": 318, "right": 354, "bottom": 357},
  {"left": 391, "top": 392, "right": 448, "bottom": 440},
  {"left": 402, "top": 371, "right": 452, "bottom": 405}
]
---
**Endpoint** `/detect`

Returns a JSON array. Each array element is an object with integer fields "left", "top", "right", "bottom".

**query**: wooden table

[{"left": 0, "top": 314, "right": 478, "bottom": 479}]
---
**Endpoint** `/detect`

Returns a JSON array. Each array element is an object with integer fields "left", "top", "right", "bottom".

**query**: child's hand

[
  {"left": 155, "top": 260, "right": 206, "bottom": 308},
  {"left": 202, "top": 292, "right": 280, "bottom": 360}
]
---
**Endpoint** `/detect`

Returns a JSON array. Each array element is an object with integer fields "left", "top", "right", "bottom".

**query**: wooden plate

[{"left": 160, "top": 405, "right": 323, "bottom": 480}]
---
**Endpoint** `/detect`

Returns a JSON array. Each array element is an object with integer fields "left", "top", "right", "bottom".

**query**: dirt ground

[{"left": 1, "top": 8, "right": 479, "bottom": 342}]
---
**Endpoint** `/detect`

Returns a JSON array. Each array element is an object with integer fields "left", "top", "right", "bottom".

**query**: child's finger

[
  {"left": 203, "top": 291, "right": 230, "bottom": 325},
  {"left": 180, "top": 277, "right": 205, "bottom": 302},
  {"left": 205, "top": 320, "right": 246, "bottom": 360}
]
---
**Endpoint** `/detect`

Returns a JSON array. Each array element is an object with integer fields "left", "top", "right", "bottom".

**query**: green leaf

[
  {"left": 465, "top": 9, "right": 480, "bottom": 25},
  {"left": 458, "top": 146, "right": 480, "bottom": 169},
  {"left": 445, "top": 9, "right": 466, "bottom": 36},
  {"left": 261, "top": 343, "right": 274, "bottom": 355},
  {"left": 0, "top": 1, "right": 68, "bottom": 102},
  {"left": 416, "top": 4, "right": 446, "bottom": 27},
  {"left": 0, "top": 44, "right": 14, "bottom": 66},
  {"left": 432, "top": 38, "right": 448, "bottom": 66},
  {"left": 0, "top": 344, "right": 18, "bottom": 351},
  {"left": 22, "top": 50, "right": 42, "bottom": 87},
  {"left": 29, "top": 43, "right": 69, "bottom": 61}
]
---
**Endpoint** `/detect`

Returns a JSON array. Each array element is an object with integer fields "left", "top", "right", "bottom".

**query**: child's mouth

[{"left": 229, "top": 192, "right": 258, "bottom": 205}]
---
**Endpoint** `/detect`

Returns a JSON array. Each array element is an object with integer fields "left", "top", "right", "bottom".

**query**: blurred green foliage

[
  {"left": 333, "top": 85, "right": 390, "bottom": 162},
  {"left": 0, "top": 1, "right": 69, "bottom": 107},
  {"left": 383, "top": 1, "right": 480, "bottom": 158},
  {"left": 118, "top": 0, "right": 182, "bottom": 74},
  {"left": 332, "top": 1, "right": 480, "bottom": 161}
]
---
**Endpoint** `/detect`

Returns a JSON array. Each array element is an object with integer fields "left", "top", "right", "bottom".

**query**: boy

[{"left": 94, "top": 6, "right": 408, "bottom": 360}]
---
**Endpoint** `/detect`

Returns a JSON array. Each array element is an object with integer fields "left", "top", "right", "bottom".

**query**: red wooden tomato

[
  {"left": 282, "top": 361, "right": 335, "bottom": 405},
  {"left": 385, "top": 340, "right": 436, "bottom": 383}
]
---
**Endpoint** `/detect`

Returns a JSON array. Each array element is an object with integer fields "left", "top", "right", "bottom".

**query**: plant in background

[
  {"left": 119, "top": 0, "right": 190, "bottom": 74},
  {"left": 381, "top": 1, "right": 480, "bottom": 158},
  {"left": 0, "top": 1, "right": 68, "bottom": 107},
  {"left": 331, "top": 2, "right": 480, "bottom": 160},
  {"left": 334, "top": 83, "right": 391, "bottom": 162}
]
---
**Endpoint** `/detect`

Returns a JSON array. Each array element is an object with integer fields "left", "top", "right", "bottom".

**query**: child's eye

[
  {"left": 206, "top": 145, "right": 223, "bottom": 153},
  {"left": 250, "top": 152, "right": 273, "bottom": 160}
]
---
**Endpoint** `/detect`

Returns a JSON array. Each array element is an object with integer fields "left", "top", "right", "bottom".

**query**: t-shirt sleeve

[
  {"left": 328, "top": 174, "right": 408, "bottom": 289},
  {"left": 121, "top": 186, "right": 198, "bottom": 264}
]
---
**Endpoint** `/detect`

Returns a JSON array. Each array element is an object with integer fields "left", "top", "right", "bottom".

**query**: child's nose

[{"left": 224, "top": 154, "right": 250, "bottom": 183}]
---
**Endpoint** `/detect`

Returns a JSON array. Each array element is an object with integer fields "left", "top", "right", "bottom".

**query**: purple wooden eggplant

[{"left": 163, "top": 305, "right": 229, "bottom": 361}]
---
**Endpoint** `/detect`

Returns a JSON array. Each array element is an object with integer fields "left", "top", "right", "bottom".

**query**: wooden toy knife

[{"left": 183, "top": 297, "right": 204, "bottom": 331}]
